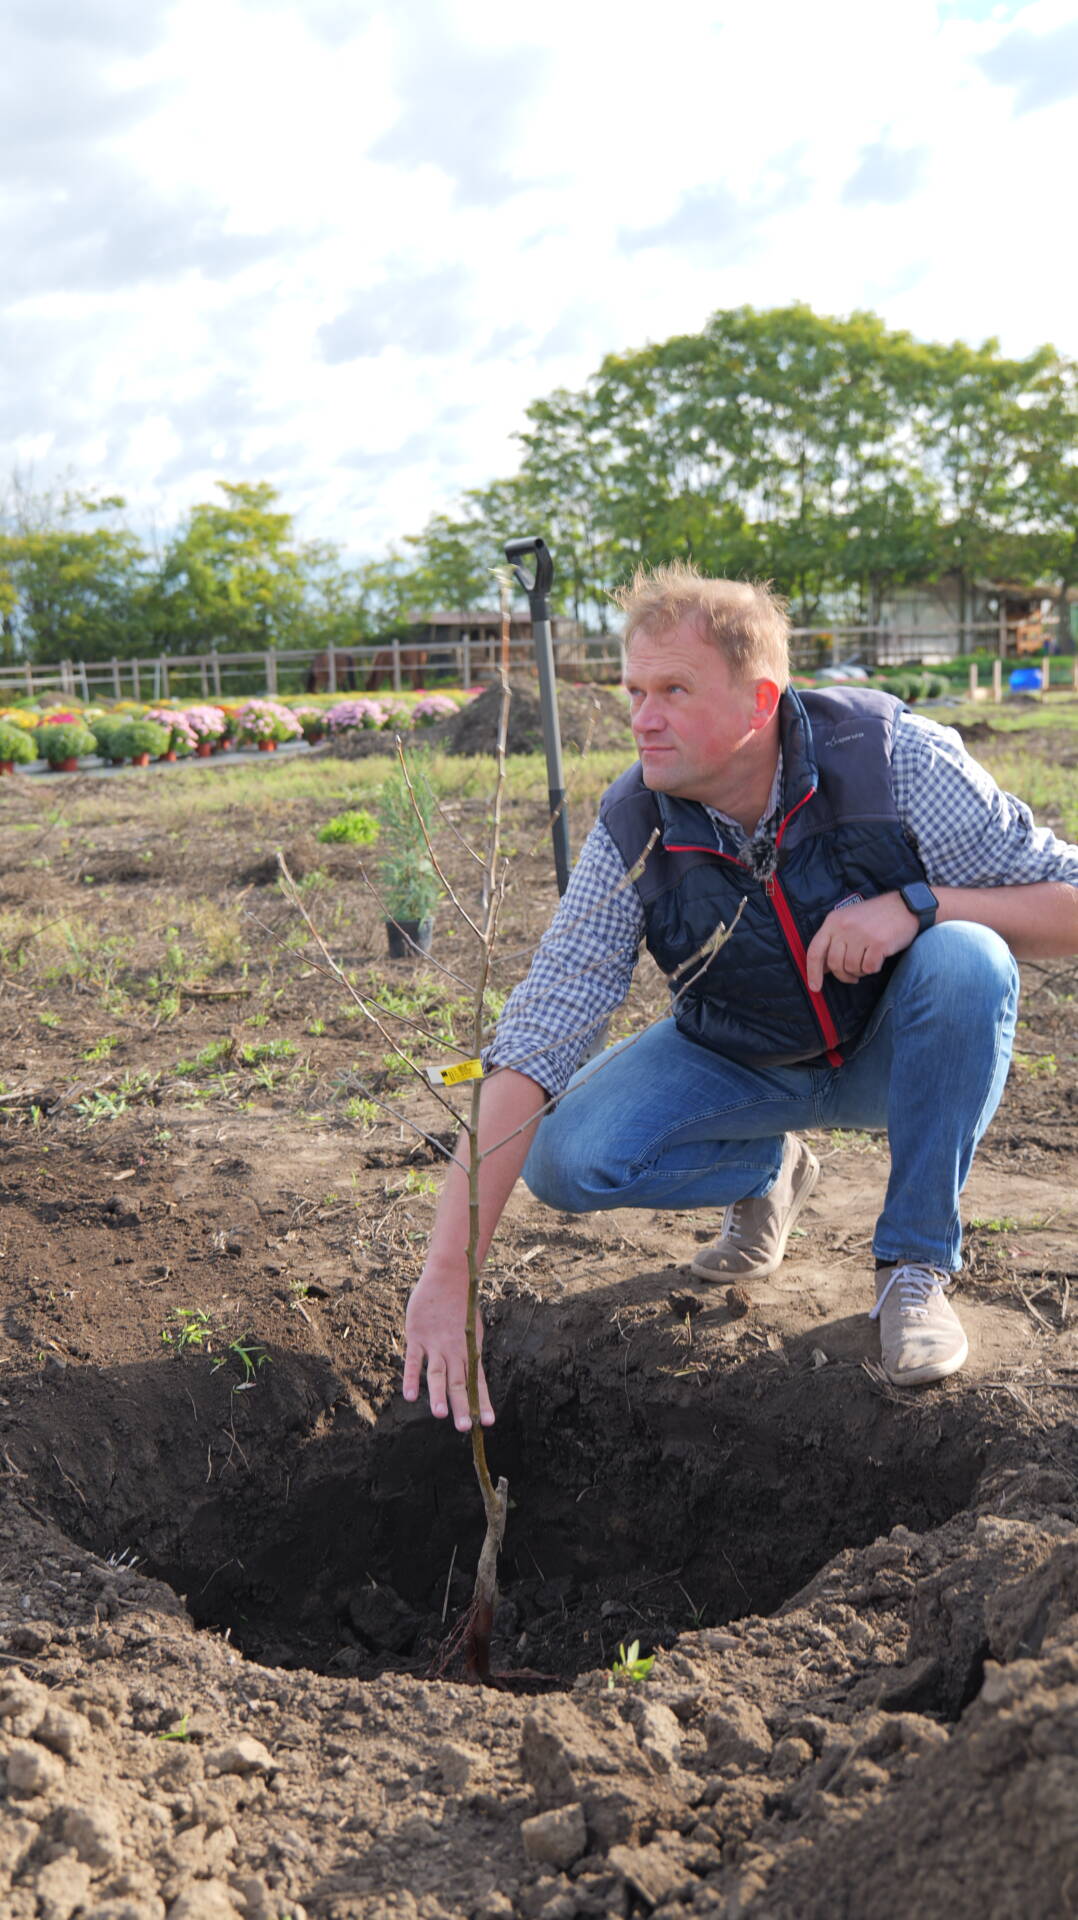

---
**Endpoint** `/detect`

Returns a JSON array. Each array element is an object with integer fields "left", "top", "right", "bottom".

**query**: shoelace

[
  {"left": 721, "top": 1201, "right": 745, "bottom": 1241},
  {"left": 869, "top": 1263, "right": 948, "bottom": 1322}
]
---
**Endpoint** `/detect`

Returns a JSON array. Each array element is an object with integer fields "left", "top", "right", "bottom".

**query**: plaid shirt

[{"left": 488, "top": 710, "right": 1078, "bottom": 1096}]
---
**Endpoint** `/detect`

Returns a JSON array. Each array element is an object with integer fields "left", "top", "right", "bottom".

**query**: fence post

[
  {"left": 211, "top": 653, "right": 221, "bottom": 698},
  {"left": 392, "top": 638, "right": 402, "bottom": 692},
  {"left": 1042, "top": 654, "right": 1050, "bottom": 697},
  {"left": 265, "top": 650, "right": 277, "bottom": 696},
  {"left": 24, "top": 662, "right": 34, "bottom": 695},
  {"left": 79, "top": 661, "right": 90, "bottom": 702},
  {"left": 992, "top": 659, "right": 1002, "bottom": 704},
  {"left": 327, "top": 645, "right": 337, "bottom": 694},
  {"left": 200, "top": 658, "right": 209, "bottom": 696},
  {"left": 133, "top": 659, "right": 141, "bottom": 701},
  {"left": 462, "top": 634, "right": 471, "bottom": 688},
  {"left": 968, "top": 662, "right": 978, "bottom": 701},
  {"left": 111, "top": 657, "right": 121, "bottom": 699}
]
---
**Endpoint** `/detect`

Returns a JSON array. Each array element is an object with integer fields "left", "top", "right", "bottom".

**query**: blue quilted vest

[{"left": 599, "top": 686, "right": 928, "bottom": 1068}]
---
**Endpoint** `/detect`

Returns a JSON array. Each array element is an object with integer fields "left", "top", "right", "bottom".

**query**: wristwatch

[{"left": 899, "top": 881, "right": 939, "bottom": 934}]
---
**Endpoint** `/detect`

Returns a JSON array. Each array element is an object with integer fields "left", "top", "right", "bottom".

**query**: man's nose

[{"left": 632, "top": 696, "right": 664, "bottom": 733}]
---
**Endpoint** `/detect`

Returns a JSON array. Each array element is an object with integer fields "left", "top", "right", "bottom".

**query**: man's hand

[
  {"left": 806, "top": 891, "right": 918, "bottom": 992},
  {"left": 403, "top": 1271, "right": 495, "bottom": 1432}
]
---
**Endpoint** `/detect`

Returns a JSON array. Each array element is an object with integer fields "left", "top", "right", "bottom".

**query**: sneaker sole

[
  {"left": 689, "top": 1148, "right": 821, "bottom": 1283},
  {"left": 882, "top": 1334, "right": 969, "bottom": 1387}
]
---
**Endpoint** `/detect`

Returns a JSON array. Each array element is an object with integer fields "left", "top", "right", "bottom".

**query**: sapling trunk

[
  {"left": 462, "top": 1073, "right": 507, "bottom": 1681},
  {"left": 457, "top": 673, "right": 513, "bottom": 1681}
]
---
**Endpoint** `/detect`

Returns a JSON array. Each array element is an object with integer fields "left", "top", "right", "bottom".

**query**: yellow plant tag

[{"left": 424, "top": 1058, "right": 484, "bottom": 1088}]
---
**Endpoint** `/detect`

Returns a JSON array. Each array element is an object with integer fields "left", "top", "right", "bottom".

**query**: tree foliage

[{"left": 4, "top": 306, "right": 1077, "bottom": 664}]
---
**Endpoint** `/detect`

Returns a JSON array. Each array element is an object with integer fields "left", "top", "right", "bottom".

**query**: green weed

[
  {"left": 607, "top": 1639, "right": 655, "bottom": 1690},
  {"left": 75, "top": 1088, "right": 128, "bottom": 1125},
  {"left": 161, "top": 1307, "right": 216, "bottom": 1353},
  {"left": 240, "top": 1038, "right": 297, "bottom": 1065},
  {"left": 212, "top": 1338, "right": 270, "bottom": 1388},
  {"left": 81, "top": 1034, "right": 120, "bottom": 1063}
]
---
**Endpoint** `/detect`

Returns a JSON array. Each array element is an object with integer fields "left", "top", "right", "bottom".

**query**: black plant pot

[{"left": 385, "top": 916, "right": 434, "bottom": 960}]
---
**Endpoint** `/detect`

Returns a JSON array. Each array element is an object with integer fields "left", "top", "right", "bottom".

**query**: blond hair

[{"left": 614, "top": 562, "right": 790, "bottom": 690}]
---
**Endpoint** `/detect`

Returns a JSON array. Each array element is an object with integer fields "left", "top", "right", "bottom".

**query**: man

[{"left": 404, "top": 565, "right": 1078, "bottom": 1428}]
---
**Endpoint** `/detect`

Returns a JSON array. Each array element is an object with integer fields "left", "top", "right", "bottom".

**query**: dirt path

[{"left": 1, "top": 755, "right": 1077, "bottom": 1916}]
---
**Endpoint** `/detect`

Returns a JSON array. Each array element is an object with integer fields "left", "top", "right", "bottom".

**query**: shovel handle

[{"left": 504, "top": 536, "right": 554, "bottom": 605}]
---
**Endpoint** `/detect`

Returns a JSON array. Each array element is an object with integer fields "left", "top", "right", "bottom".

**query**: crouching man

[{"left": 405, "top": 564, "right": 1078, "bottom": 1425}]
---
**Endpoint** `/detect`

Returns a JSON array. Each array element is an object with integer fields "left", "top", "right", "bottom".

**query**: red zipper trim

[
  {"left": 775, "top": 784, "right": 815, "bottom": 848},
  {"left": 665, "top": 824, "right": 843, "bottom": 1066},
  {"left": 764, "top": 873, "right": 843, "bottom": 1066}
]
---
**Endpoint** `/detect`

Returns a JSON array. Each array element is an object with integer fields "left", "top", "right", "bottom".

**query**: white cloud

[{"left": 2, "top": 0, "right": 1076, "bottom": 559}]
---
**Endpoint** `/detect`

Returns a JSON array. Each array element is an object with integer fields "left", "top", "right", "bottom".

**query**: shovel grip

[{"left": 504, "top": 536, "right": 554, "bottom": 604}]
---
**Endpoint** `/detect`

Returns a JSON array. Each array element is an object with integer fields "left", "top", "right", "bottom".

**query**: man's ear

[{"left": 751, "top": 679, "right": 781, "bottom": 728}]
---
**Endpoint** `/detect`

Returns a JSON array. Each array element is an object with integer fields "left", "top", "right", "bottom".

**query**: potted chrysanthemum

[
  {"left": 325, "top": 698, "right": 388, "bottom": 735},
  {"left": 145, "top": 707, "right": 197, "bottom": 761},
  {"left": 110, "top": 718, "right": 171, "bottom": 767},
  {"left": 182, "top": 705, "right": 228, "bottom": 755},
  {"left": 0, "top": 719, "right": 38, "bottom": 774},
  {"left": 37, "top": 718, "right": 98, "bottom": 772},
  {"left": 235, "top": 699, "right": 304, "bottom": 750}
]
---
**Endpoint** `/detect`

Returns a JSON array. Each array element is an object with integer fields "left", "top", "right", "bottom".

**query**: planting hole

[{"left": 44, "top": 1293, "right": 988, "bottom": 1685}]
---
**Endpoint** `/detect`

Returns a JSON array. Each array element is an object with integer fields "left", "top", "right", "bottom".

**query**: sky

[{"left": 2, "top": 0, "right": 1077, "bottom": 562}]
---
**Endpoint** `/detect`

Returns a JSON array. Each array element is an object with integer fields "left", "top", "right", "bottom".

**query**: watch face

[{"left": 903, "top": 883, "right": 937, "bottom": 914}]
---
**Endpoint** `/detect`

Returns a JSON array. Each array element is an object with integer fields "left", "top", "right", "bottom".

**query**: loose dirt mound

[{"left": 446, "top": 677, "right": 633, "bottom": 757}]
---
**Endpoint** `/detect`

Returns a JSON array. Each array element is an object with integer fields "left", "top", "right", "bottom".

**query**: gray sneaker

[
  {"left": 690, "top": 1136, "right": 819, "bottom": 1283},
  {"left": 870, "top": 1263, "right": 969, "bottom": 1386}
]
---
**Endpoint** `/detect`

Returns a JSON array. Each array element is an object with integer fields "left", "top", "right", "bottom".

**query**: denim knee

[
  {"left": 904, "top": 920, "right": 1018, "bottom": 1011},
  {"left": 522, "top": 1105, "right": 591, "bottom": 1210}
]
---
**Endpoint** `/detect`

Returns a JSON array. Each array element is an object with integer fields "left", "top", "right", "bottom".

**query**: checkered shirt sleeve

[
  {"left": 484, "top": 821, "right": 645, "bottom": 1097},
  {"left": 893, "top": 711, "right": 1078, "bottom": 887}
]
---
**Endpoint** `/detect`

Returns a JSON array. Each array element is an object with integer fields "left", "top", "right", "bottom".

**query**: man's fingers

[
  {"left": 476, "top": 1355, "right": 496, "bottom": 1428},
  {"left": 425, "top": 1355, "right": 450, "bottom": 1420},
  {"left": 444, "top": 1369, "right": 469, "bottom": 1432},
  {"left": 401, "top": 1345, "right": 423, "bottom": 1404}
]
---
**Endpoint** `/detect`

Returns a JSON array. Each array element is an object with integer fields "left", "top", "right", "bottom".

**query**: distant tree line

[{"left": 3, "top": 304, "right": 1076, "bottom": 664}]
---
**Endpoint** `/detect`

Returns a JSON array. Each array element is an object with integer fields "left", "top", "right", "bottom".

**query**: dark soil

[{"left": 0, "top": 734, "right": 1077, "bottom": 1918}]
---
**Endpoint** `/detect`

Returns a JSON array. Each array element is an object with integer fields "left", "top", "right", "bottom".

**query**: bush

[
  {"left": 0, "top": 720, "right": 38, "bottom": 765},
  {"left": 36, "top": 720, "right": 98, "bottom": 765},
  {"left": 110, "top": 718, "right": 172, "bottom": 760},
  {"left": 316, "top": 809, "right": 380, "bottom": 846}
]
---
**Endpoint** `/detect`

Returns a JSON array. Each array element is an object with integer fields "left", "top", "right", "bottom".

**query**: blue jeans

[{"left": 522, "top": 923, "right": 1019, "bottom": 1273}]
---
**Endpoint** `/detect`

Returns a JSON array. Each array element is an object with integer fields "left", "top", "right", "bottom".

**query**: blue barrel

[{"left": 1009, "top": 667, "right": 1042, "bottom": 691}]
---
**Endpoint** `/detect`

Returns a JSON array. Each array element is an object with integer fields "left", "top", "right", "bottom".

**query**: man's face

[{"left": 624, "top": 619, "right": 774, "bottom": 807}]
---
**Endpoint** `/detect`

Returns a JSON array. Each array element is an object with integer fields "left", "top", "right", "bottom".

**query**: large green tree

[
  {"left": 149, "top": 481, "right": 306, "bottom": 653},
  {"left": 0, "top": 484, "right": 150, "bottom": 662}
]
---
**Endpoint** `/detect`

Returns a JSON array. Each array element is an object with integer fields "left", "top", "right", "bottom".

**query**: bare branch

[{"left": 274, "top": 855, "right": 462, "bottom": 1128}]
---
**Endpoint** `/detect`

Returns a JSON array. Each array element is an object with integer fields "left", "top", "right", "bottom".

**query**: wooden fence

[{"left": 1, "top": 620, "right": 1074, "bottom": 702}]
